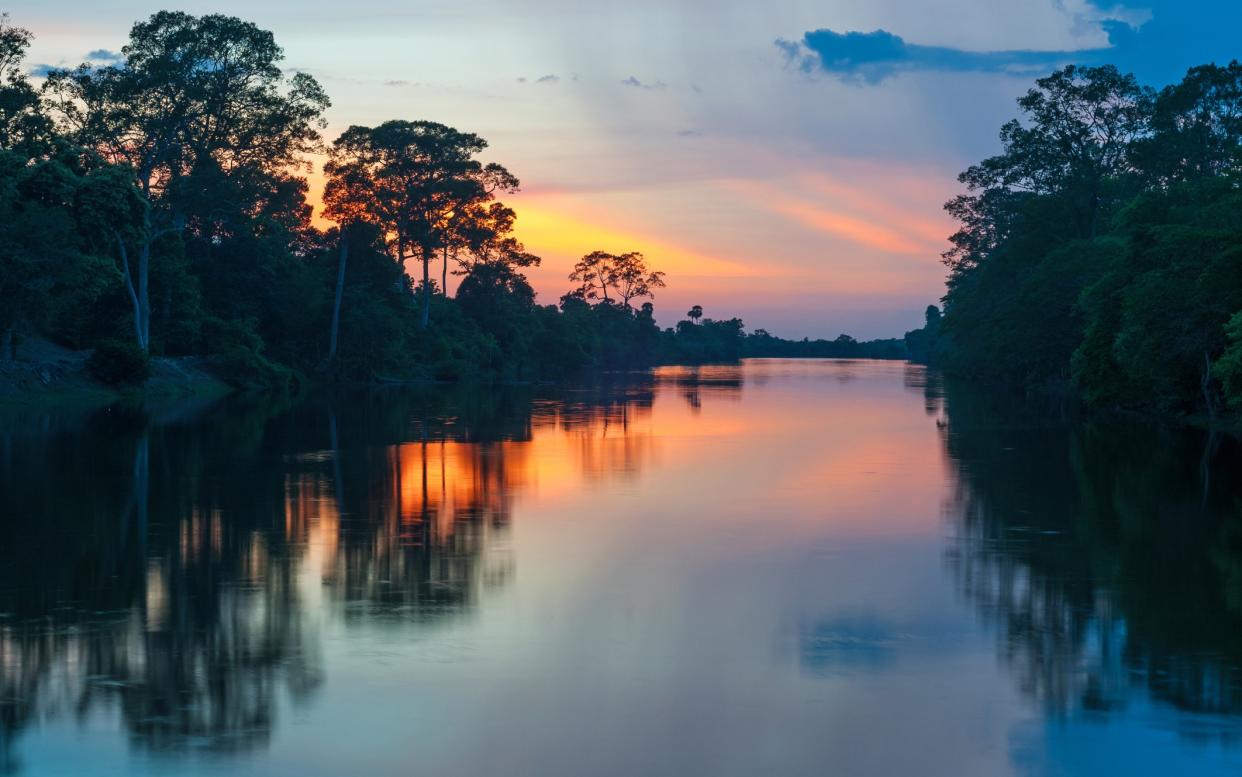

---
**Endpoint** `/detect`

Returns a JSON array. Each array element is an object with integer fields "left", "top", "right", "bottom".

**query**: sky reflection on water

[{"left": 2, "top": 360, "right": 1242, "bottom": 775}]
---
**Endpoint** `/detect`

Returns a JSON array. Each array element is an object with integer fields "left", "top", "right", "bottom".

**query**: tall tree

[
  {"left": 945, "top": 64, "right": 1152, "bottom": 281},
  {"left": 323, "top": 120, "right": 518, "bottom": 329},
  {"left": 568, "top": 251, "right": 616, "bottom": 304},
  {"left": 611, "top": 251, "right": 666, "bottom": 309},
  {"left": 322, "top": 143, "right": 378, "bottom": 366},
  {"left": 569, "top": 251, "right": 665, "bottom": 309},
  {"left": 0, "top": 14, "right": 52, "bottom": 157},
  {"left": 1135, "top": 61, "right": 1242, "bottom": 183},
  {"left": 451, "top": 201, "right": 540, "bottom": 288},
  {"left": 43, "top": 11, "right": 329, "bottom": 351}
]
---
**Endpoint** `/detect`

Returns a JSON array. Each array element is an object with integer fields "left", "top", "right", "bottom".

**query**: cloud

[
  {"left": 620, "top": 75, "right": 667, "bottom": 90},
  {"left": 28, "top": 64, "right": 56, "bottom": 77},
  {"left": 85, "top": 48, "right": 122, "bottom": 63},
  {"left": 676, "top": 129, "right": 704, "bottom": 138},
  {"left": 536, "top": 74, "right": 559, "bottom": 84},
  {"left": 783, "top": 1, "right": 1242, "bottom": 88},
  {"left": 778, "top": 28, "right": 1101, "bottom": 84}
]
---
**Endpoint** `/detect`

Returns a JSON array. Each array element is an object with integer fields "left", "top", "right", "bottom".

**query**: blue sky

[{"left": 8, "top": 0, "right": 1237, "bottom": 338}]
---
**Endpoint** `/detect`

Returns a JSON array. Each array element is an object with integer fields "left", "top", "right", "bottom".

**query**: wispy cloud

[
  {"left": 620, "top": 75, "right": 667, "bottom": 90},
  {"left": 777, "top": 28, "right": 1105, "bottom": 84},
  {"left": 536, "top": 73, "right": 559, "bottom": 84}
]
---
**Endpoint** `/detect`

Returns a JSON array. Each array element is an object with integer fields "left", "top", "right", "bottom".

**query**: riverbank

[{"left": 0, "top": 339, "right": 232, "bottom": 412}]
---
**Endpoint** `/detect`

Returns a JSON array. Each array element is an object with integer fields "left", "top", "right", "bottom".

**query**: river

[{"left": 2, "top": 359, "right": 1241, "bottom": 775}]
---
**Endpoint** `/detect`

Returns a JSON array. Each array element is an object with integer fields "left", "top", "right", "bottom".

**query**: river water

[{"left": 2, "top": 359, "right": 1241, "bottom": 776}]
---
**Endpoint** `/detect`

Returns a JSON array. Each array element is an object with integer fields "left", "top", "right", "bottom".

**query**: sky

[{"left": 7, "top": 0, "right": 1239, "bottom": 338}]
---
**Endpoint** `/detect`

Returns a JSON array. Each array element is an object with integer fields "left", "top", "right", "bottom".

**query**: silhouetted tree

[
  {"left": 43, "top": 11, "right": 329, "bottom": 351},
  {"left": 0, "top": 15, "right": 51, "bottom": 156},
  {"left": 322, "top": 120, "right": 518, "bottom": 329}
]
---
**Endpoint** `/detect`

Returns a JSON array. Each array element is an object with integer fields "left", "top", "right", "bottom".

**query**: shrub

[{"left": 88, "top": 340, "right": 150, "bottom": 386}]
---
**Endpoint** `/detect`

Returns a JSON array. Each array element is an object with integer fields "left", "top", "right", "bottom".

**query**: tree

[
  {"left": 322, "top": 120, "right": 519, "bottom": 329},
  {"left": 0, "top": 14, "right": 52, "bottom": 157},
  {"left": 569, "top": 251, "right": 665, "bottom": 309},
  {"left": 687, "top": 305, "right": 703, "bottom": 324},
  {"left": 43, "top": 11, "right": 329, "bottom": 351},
  {"left": 945, "top": 65, "right": 1152, "bottom": 282},
  {"left": 322, "top": 137, "right": 380, "bottom": 366},
  {"left": 568, "top": 251, "right": 616, "bottom": 304},
  {"left": 452, "top": 201, "right": 540, "bottom": 283},
  {"left": 1135, "top": 61, "right": 1242, "bottom": 184},
  {"left": 611, "top": 252, "right": 666, "bottom": 309},
  {"left": 0, "top": 152, "right": 117, "bottom": 360}
]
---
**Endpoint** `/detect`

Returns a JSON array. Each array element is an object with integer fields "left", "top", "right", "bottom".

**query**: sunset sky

[{"left": 10, "top": 0, "right": 1236, "bottom": 338}]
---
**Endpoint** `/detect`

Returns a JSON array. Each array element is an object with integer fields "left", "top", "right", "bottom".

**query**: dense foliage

[
  {"left": 907, "top": 62, "right": 1242, "bottom": 415},
  {"left": 6, "top": 12, "right": 881, "bottom": 391}
]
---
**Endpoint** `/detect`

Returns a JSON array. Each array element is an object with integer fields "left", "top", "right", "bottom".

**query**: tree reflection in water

[
  {"left": 0, "top": 379, "right": 696, "bottom": 772},
  {"left": 940, "top": 382, "right": 1242, "bottom": 741}
]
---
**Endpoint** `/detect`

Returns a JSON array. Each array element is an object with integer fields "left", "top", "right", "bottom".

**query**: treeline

[
  {"left": 0, "top": 12, "right": 757, "bottom": 391},
  {"left": 744, "top": 329, "right": 908, "bottom": 360},
  {"left": 906, "top": 62, "right": 1242, "bottom": 416}
]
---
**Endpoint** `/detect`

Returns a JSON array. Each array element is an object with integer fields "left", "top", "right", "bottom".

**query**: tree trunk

[
  {"left": 112, "top": 230, "right": 147, "bottom": 352},
  {"left": 442, "top": 246, "right": 449, "bottom": 297},
  {"left": 599, "top": 269, "right": 611, "bottom": 304},
  {"left": 328, "top": 235, "right": 349, "bottom": 364},
  {"left": 1202, "top": 350, "right": 1219, "bottom": 420},
  {"left": 138, "top": 239, "right": 151, "bottom": 351},
  {"left": 421, "top": 247, "right": 433, "bottom": 329}
]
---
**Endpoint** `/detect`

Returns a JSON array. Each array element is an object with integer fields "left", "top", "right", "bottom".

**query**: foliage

[
  {"left": 1, "top": 10, "right": 845, "bottom": 396},
  {"left": 87, "top": 339, "right": 150, "bottom": 385},
  {"left": 921, "top": 61, "right": 1242, "bottom": 416}
]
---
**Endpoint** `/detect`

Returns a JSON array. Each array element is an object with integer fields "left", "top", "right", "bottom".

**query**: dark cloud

[
  {"left": 778, "top": 28, "right": 1096, "bottom": 84},
  {"left": 536, "top": 74, "right": 559, "bottom": 84},
  {"left": 85, "top": 48, "right": 122, "bottom": 63},
  {"left": 620, "top": 75, "right": 667, "bottom": 90},
  {"left": 784, "top": 1, "right": 1242, "bottom": 88},
  {"left": 28, "top": 64, "right": 56, "bottom": 77}
]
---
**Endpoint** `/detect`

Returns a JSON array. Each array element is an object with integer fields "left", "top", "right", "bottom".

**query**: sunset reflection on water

[{"left": 3, "top": 360, "right": 1242, "bottom": 776}]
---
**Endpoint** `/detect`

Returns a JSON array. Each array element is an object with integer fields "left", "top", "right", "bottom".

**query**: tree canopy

[
  {"left": 0, "top": 11, "right": 775, "bottom": 389},
  {"left": 911, "top": 60, "right": 1242, "bottom": 416}
]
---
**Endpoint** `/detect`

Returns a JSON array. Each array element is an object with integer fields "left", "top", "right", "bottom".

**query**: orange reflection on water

[{"left": 395, "top": 440, "right": 530, "bottom": 540}]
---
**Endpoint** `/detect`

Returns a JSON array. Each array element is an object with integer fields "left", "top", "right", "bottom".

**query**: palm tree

[{"left": 687, "top": 305, "right": 703, "bottom": 325}]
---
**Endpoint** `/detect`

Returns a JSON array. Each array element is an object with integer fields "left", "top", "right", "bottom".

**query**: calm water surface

[{"left": 3, "top": 359, "right": 1242, "bottom": 776}]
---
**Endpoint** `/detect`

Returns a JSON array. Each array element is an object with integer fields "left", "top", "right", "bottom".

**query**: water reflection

[
  {"left": 0, "top": 380, "right": 704, "bottom": 773},
  {"left": 940, "top": 383, "right": 1242, "bottom": 740},
  {"left": 4, "top": 363, "right": 1242, "bottom": 774}
]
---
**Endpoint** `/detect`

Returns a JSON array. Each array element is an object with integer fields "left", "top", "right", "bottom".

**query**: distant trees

[
  {"left": 568, "top": 251, "right": 666, "bottom": 309},
  {"left": 928, "top": 61, "right": 1242, "bottom": 415},
  {"left": 903, "top": 305, "right": 940, "bottom": 364}
]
